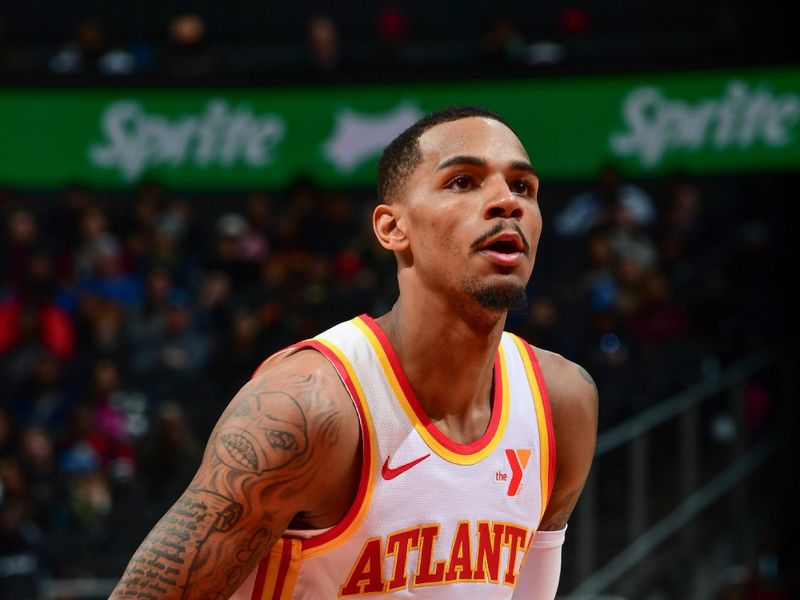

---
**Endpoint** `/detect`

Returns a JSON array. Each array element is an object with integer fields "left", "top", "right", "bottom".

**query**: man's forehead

[{"left": 417, "top": 116, "right": 529, "bottom": 164}]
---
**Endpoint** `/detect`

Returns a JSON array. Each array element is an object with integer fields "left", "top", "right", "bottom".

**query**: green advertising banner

[{"left": 1, "top": 66, "right": 798, "bottom": 188}]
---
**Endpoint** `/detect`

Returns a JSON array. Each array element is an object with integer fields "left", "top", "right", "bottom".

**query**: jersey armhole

[
  {"left": 282, "top": 339, "right": 376, "bottom": 556},
  {"left": 524, "top": 342, "right": 557, "bottom": 510},
  {"left": 509, "top": 334, "right": 558, "bottom": 514}
]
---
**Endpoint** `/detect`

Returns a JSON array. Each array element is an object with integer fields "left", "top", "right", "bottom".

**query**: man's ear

[{"left": 373, "top": 203, "right": 409, "bottom": 251}]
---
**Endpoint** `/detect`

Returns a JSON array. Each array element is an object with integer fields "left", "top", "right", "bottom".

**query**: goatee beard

[{"left": 464, "top": 277, "right": 529, "bottom": 313}]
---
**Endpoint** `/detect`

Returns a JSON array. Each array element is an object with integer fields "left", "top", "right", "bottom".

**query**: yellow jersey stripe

[{"left": 510, "top": 335, "right": 551, "bottom": 520}]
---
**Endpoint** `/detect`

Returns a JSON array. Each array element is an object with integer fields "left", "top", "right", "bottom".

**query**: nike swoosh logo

[{"left": 381, "top": 453, "right": 431, "bottom": 480}]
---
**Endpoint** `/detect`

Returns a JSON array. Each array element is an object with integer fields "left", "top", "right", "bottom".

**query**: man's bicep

[{"left": 539, "top": 358, "right": 598, "bottom": 531}]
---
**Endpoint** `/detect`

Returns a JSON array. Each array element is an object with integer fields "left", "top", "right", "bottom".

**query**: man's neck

[{"left": 374, "top": 292, "right": 506, "bottom": 444}]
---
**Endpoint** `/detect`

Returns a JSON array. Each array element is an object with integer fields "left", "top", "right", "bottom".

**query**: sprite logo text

[
  {"left": 611, "top": 81, "right": 800, "bottom": 167},
  {"left": 89, "top": 100, "right": 286, "bottom": 181}
]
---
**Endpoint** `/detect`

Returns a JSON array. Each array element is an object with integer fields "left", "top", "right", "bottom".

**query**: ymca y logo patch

[{"left": 504, "top": 449, "right": 532, "bottom": 496}]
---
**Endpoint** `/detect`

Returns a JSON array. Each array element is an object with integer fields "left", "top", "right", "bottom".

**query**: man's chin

[{"left": 464, "top": 277, "right": 529, "bottom": 313}]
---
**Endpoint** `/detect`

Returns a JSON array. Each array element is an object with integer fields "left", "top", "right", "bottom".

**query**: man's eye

[
  {"left": 448, "top": 175, "right": 474, "bottom": 191},
  {"left": 512, "top": 180, "right": 533, "bottom": 196}
]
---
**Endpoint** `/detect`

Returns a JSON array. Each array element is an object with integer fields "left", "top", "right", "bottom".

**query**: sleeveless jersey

[{"left": 231, "top": 314, "right": 555, "bottom": 599}]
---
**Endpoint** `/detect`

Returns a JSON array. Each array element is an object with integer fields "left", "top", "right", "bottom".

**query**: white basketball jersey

[{"left": 231, "top": 315, "right": 555, "bottom": 599}]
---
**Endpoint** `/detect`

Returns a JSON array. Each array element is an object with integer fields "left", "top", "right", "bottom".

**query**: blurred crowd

[
  {"left": 0, "top": 169, "right": 788, "bottom": 595},
  {"left": 0, "top": 3, "right": 792, "bottom": 80}
]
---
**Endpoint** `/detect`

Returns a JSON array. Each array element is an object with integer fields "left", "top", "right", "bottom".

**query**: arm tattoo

[
  {"left": 112, "top": 371, "right": 345, "bottom": 599},
  {"left": 577, "top": 365, "right": 596, "bottom": 388},
  {"left": 215, "top": 390, "right": 307, "bottom": 473},
  {"left": 114, "top": 489, "right": 247, "bottom": 598}
]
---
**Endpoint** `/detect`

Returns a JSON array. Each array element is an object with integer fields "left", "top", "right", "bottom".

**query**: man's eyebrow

[
  {"left": 510, "top": 160, "right": 538, "bottom": 177},
  {"left": 435, "top": 155, "right": 487, "bottom": 171},
  {"left": 435, "top": 155, "right": 537, "bottom": 176}
]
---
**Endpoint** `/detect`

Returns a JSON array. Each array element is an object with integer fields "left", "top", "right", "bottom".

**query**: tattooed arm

[
  {"left": 534, "top": 349, "right": 598, "bottom": 531},
  {"left": 110, "top": 349, "right": 360, "bottom": 600}
]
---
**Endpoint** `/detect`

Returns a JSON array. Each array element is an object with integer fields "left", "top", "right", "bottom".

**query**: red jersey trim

[
  {"left": 295, "top": 340, "right": 372, "bottom": 551},
  {"left": 357, "top": 314, "right": 505, "bottom": 456},
  {"left": 270, "top": 540, "right": 294, "bottom": 600},
  {"left": 521, "top": 341, "right": 556, "bottom": 507},
  {"left": 250, "top": 553, "right": 270, "bottom": 600}
]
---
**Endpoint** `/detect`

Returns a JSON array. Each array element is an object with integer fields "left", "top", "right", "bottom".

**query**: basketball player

[{"left": 110, "top": 105, "right": 597, "bottom": 599}]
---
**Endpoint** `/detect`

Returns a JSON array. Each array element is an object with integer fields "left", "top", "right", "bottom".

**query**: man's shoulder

[
  {"left": 528, "top": 345, "right": 598, "bottom": 432},
  {"left": 250, "top": 346, "right": 353, "bottom": 409}
]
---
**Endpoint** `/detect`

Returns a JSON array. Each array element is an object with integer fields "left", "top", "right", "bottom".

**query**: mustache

[{"left": 470, "top": 221, "right": 531, "bottom": 253}]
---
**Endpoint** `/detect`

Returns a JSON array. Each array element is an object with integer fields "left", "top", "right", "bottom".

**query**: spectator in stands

[
  {"left": 49, "top": 18, "right": 135, "bottom": 75},
  {"left": 128, "top": 268, "right": 173, "bottom": 343},
  {"left": 613, "top": 256, "right": 647, "bottom": 318},
  {"left": 518, "top": 295, "right": 562, "bottom": 353},
  {"left": 480, "top": 12, "right": 526, "bottom": 65},
  {"left": 49, "top": 186, "right": 95, "bottom": 270},
  {"left": 0, "top": 306, "right": 63, "bottom": 395},
  {"left": 580, "top": 232, "right": 617, "bottom": 313},
  {"left": 0, "top": 456, "right": 28, "bottom": 504},
  {"left": 0, "top": 497, "right": 46, "bottom": 598},
  {"left": 658, "top": 180, "right": 709, "bottom": 291},
  {"left": 0, "top": 409, "right": 14, "bottom": 458},
  {"left": 141, "top": 211, "right": 193, "bottom": 285},
  {"left": 22, "top": 250, "right": 76, "bottom": 314},
  {"left": 102, "top": 361, "right": 152, "bottom": 440},
  {"left": 131, "top": 289, "right": 210, "bottom": 395},
  {"left": 68, "top": 471, "right": 112, "bottom": 533},
  {"left": 240, "top": 193, "right": 272, "bottom": 263},
  {"left": 0, "top": 251, "right": 76, "bottom": 363},
  {"left": 88, "top": 361, "right": 129, "bottom": 442},
  {"left": 626, "top": 269, "right": 690, "bottom": 350},
  {"left": 59, "top": 402, "right": 134, "bottom": 482},
  {"left": 375, "top": 7, "right": 408, "bottom": 67},
  {"left": 11, "top": 356, "right": 74, "bottom": 437},
  {"left": 76, "top": 301, "right": 128, "bottom": 370},
  {"left": 608, "top": 198, "right": 659, "bottom": 271},
  {"left": 18, "top": 426, "right": 67, "bottom": 531},
  {"left": 76, "top": 236, "right": 142, "bottom": 310},
  {"left": 163, "top": 14, "right": 219, "bottom": 77},
  {"left": 2, "top": 205, "right": 40, "bottom": 290},
  {"left": 306, "top": 15, "right": 341, "bottom": 73},
  {"left": 127, "top": 182, "right": 164, "bottom": 238},
  {"left": 555, "top": 166, "right": 656, "bottom": 237},
  {"left": 72, "top": 205, "right": 113, "bottom": 279},
  {"left": 211, "top": 309, "right": 270, "bottom": 398},
  {"left": 139, "top": 401, "right": 200, "bottom": 503},
  {"left": 197, "top": 269, "right": 234, "bottom": 345},
  {"left": 206, "top": 212, "right": 257, "bottom": 289}
]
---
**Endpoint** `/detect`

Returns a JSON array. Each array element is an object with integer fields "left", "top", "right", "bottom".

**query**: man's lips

[
  {"left": 479, "top": 247, "right": 525, "bottom": 267},
  {"left": 472, "top": 227, "right": 529, "bottom": 267},
  {"left": 471, "top": 222, "right": 530, "bottom": 256}
]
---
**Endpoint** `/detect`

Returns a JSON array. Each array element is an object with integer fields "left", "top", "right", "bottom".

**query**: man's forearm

[{"left": 110, "top": 486, "right": 273, "bottom": 599}]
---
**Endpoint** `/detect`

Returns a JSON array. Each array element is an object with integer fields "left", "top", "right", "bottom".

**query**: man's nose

[{"left": 483, "top": 179, "right": 524, "bottom": 220}]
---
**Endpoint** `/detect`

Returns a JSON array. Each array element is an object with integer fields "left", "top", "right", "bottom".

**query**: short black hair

[{"left": 376, "top": 105, "right": 516, "bottom": 203}]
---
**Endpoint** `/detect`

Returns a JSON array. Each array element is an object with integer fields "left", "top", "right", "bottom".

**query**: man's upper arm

[
  {"left": 536, "top": 350, "right": 598, "bottom": 531},
  {"left": 110, "top": 349, "right": 359, "bottom": 599}
]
